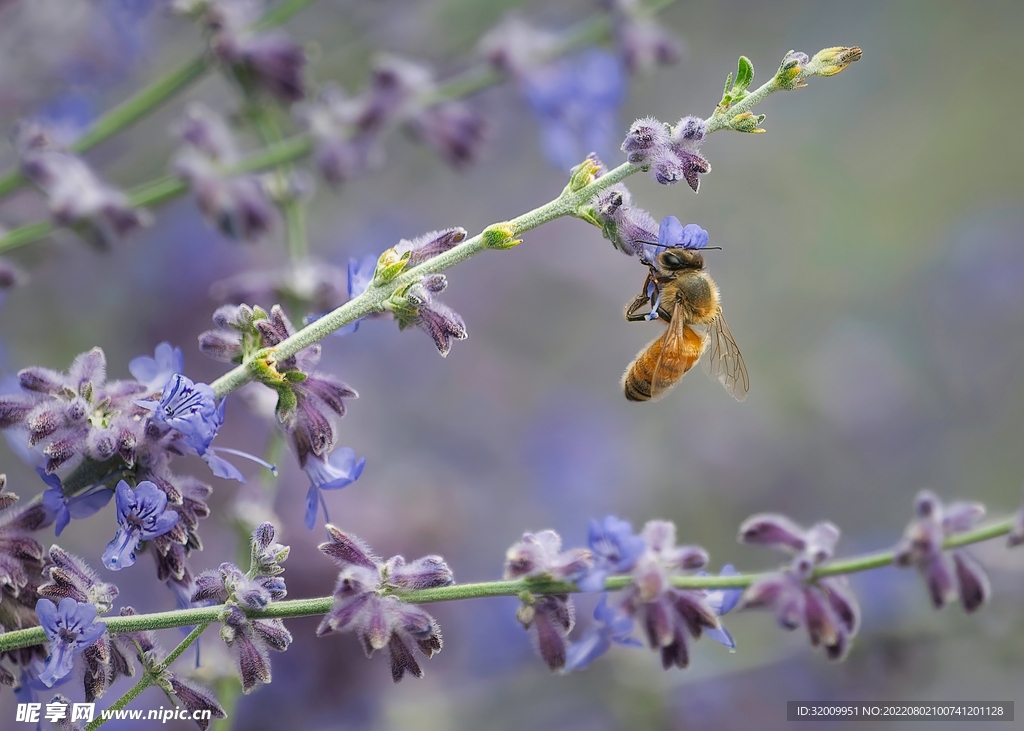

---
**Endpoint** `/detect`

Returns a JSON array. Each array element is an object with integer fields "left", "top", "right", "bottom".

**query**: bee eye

[{"left": 661, "top": 252, "right": 681, "bottom": 268}]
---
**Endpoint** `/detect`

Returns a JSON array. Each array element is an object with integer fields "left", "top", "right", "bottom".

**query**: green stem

[
  {"left": 208, "top": 161, "right": 637, "bottom": 397},
  {"left": 84, "top": 622, "right": 209, "bottom": 731},
  {"left": 2, "top": 517, "right": 1014, "bottom": 655},
  {"left": 0, "top": 0, "right": 317, "bottom": 201},
  {"left": 704, "top": 77, "right": 780, "bottom": 134}
]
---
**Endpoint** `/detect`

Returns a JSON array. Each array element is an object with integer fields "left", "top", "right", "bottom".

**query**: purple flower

[
  {"left": 504, "top": 529, "right": 592, "bottom": 583},
  {"left": 128, "top": 342, "right": 184, "bottom": 393},
  {"left": 700, "top": 565, "right": 742, "bottom": 649},
  {"left": 409, "top": 101, "right": 488, "bottom": 168},
  {"left": 176, "top": 156, "right": 277, "bottom": 243},
  {"left": 563, "top": 594, "right": 642, "bottom": 672},
  {"left": 39, "top": 546, "right": 119, "bottom": 615},
  {"left": 137, "top": 373, "right": 272, "bottom": 481},
  {"left": 894, "top": 491, "right": 990, "bottom": 613},
  {"left": 397, "top": 275, "right": 468, "bottom": 357},
  {"left": 640, "top": 217, "right": 710, "bottom": 263},
  {"left": 738, "top": 512, "right": 860, "bottom": 659},
  {"left": 38, "top": 468, "right": 112, "bottom": 537},
  {"left": 618, "top": 520, "right": 718, "bottom": 670},
  {"left": 317, "top": 526, "right": 452, "bottom": 682},
  {"left": 35, "top": 598, "right": 106, "bottom": 687},
  {"left": 520, "top": 50, "right": 627, "bottom": 170},
  {"left": 303, "top": 447, "right": 366, "bottom": 530},
  {"left": 101, "top": 480, "right": 179, "bottom": 570},
  {"left": 19, "top": 145, "right": 150, "bottom": 248},
  {"left": 607, "top": 0, "right": 682, "bottom": 74},
  {"left": 393, "top": 228, "right": 467, "bottom": 268},
  {"left": 577, "top": 515, "right": 646, "bottom": 592}
]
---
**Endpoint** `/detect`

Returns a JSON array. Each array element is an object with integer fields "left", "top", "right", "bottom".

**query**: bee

[{"left": 622, "top": 246, "right": 749, "bottom": 402}]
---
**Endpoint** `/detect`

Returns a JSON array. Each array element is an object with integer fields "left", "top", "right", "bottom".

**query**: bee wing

[
  {"left": 648, "top": 302, "right": 689, "bottom": 401},
  {"left": 701, "top": 310, "right": 749, "bottom": 401}
]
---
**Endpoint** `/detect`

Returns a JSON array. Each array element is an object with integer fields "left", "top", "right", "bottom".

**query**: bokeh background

[{"left": 1, "top": 0, "right": 1023, "bottom": 729}]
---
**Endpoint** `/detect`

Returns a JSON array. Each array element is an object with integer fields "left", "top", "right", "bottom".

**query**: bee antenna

[{"left": 702, "top": 245, "right": 723, "bottom": 250}]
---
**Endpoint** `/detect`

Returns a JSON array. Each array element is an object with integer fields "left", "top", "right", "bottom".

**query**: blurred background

[{"left": 0, "top": 0, "right": 1023, "bottom": 729}]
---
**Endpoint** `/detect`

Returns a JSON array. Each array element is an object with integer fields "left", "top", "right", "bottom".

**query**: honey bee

[{"left": 622, "top": 247, "right": 749, "bottom": 402}]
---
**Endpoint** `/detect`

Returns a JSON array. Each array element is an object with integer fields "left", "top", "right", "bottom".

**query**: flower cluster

[
  {"left": 894, "top": 491, "right": 990, "bottom": 613},
  {"left": 296, "top": 56, "right": 487, "bottom": 187},
  {"left": 738, "top": 514, "right": 860, "bottom": 660},
  {"left": 317, "top": 525, "right": 453, "bottom": 682},
  {"left": 173, "top": 104, "right": 279, "bottom": 243},
  {"left": 504, "top": 517, "right": 740, "bottom": 674},
  {"left": 621, "top": 114, "right": 710, "bottom": 191},
  {"left": 14, "top": 123, "right": 150, "bottom": 249},
  {"left": 198, "top": 304, "right": 363, "bottom": 528},
  {"left": 192, "top": 522, "right": 292, "bottom": 694},
  {"left": 0, "top": 344, "right": 229, "bottom": 601},
  {"left": 175, "top": 0, "right": 307, "bottom": 103}
]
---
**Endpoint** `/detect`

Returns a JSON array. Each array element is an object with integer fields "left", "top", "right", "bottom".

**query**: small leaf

[
  {"left": 723, "top": 71, "right": 734, "bottom": 96},
  {"left": 735, "top": 56, "right": 754, "bottom": 94}
]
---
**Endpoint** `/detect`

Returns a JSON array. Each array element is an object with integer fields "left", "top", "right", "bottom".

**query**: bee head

[{"left": 657, "top": 247, "right": 704, "bottom": 271}]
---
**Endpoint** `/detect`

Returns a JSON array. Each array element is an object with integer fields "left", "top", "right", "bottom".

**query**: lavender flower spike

[
  {"left": 102, "top": 481, "right": 179, "bottom": 571},
  {"left": 36, "top": 598, "right": 106, "bottom": 687},
  {"left": 303, "top": 447, "right": 366, "bottom": 530}
]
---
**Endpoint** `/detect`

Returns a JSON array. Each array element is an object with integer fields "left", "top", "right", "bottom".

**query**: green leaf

[
  {"left": 735, "top": 56, "right": 754, "bottom": 94},
  {"left": 723, "top": 72, "right": 733, "bottom": 96}
]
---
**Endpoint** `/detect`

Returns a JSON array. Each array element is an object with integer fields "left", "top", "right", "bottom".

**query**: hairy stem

[
  {"left": 0, "top": 517, "right": 1013, "bottom": 654},
  {"left": 84, "top": 622, "right": 208, "bottom": 731}
]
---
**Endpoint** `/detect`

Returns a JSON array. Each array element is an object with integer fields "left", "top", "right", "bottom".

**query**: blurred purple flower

[
  {"left": 894, "top": 490, "right": 990, "bottom": 613},
  {"left": 700, "top": 564, "right": 742, "bottom": 649},
  {"left": 563, "top": 594, "right": 642, "bottom": 672},
  {"left": 37, "top": 468, "right": 112, "bottom": 537},
  {"left": 303, "top": 447, "right": 366, "bottom": 530},
  {"left": 577, "top": 515, "right": 646, "bottom": 592},
  {"left": 102, "top": 480, "right": 179, "bottom": 571},
  {"left": 521, "top": 50, "right": 627, "bottom": 170},
  {"left": 35, "top": 598, "right": 106, "bottom": 687}
]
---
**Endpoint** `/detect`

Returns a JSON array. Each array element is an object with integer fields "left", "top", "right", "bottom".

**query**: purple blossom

[
  {"left": 393, "top": 228, "right": 467, "bottom": 268},
  {"left": 700, "top": 565, "right": 742, "bottom": 649},
  {"left": 19, "top": 144, "right": 150, "bottom": 248},
  {"left": 35, "top": 598, "right": 107, "bottom": 687},
  {"left": 504, "top": 529, "right": 592, "bottom": 583},
  {"left": 102, "top": 480, "right": 179, "bottom": 571},
  {"left": 128, "top": 342, "right": 184, "bottom": 393},
  {"left": 398, "top": 275, "right": 468, "bottom": 357},
  {"left": 738, "top": 513, "right": 860, "bottom": 659},
  {"left": 577, "top": 515, "right": 646, "bottom": 592},
  {"left": 38, "top": 546, "right": 119, "bottom": 615},
  {"left": 409, "top": 100, "right": 488, "bottom": 168},
  {"left": 303, "top": 447, "right": 366, "bottom": 530},
  {"left": 317, "top": 526, "right": 452, "bottom": 682},
  {"left": 38, "top": 468, "right": 112, "bottom": 537},
  {"left": 607, "top": 0, "right": 683, "bottom": 74},
  {"left": 640, "top": 216, "right": 710, "bottom": 263},
  {"left": 137, "top": 373, "right": 272, "bottom": 481},
  {"left": 563, "top": 594, "right": 642, "bottom": 672},
  {"left": 179, "top": 158, "right": 277, "bottom": 243},
  {"left": 519, "top": 50, "right": 627, "bottom": 170},
  {"left": 894, "top": 491, "right": 990, "bottom": 613}
]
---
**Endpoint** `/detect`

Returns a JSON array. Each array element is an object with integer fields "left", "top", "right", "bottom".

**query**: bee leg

[{"left": 625, "top": 293, "right": 653, "bottom": 321}]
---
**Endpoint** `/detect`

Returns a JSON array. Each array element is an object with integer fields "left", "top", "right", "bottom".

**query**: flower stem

[
  {"left": 84, "top": 622, "right": 209, "bottom": 731},
  {"left": 0, "top": 517, "right": 1013, "bottom": 654}
]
